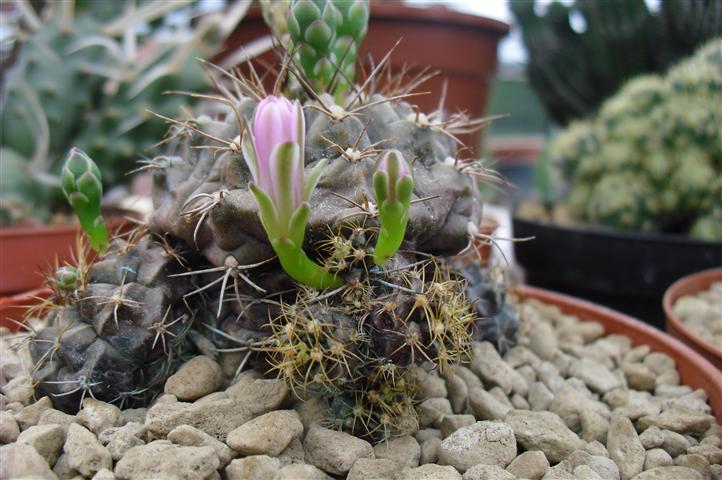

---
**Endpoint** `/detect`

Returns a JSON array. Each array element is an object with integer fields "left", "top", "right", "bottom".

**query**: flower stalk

[
  {"left": 244, "top": 95, "right": 342, "bottom": 289},
  {"left": 372, "top": 149, "right": 413, "bottom": 265},
  {"left": 61, "top": 148, "right": 109, "bottom": 254}
]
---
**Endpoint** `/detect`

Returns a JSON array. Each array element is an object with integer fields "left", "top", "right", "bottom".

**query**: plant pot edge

[
  {"left": 515, "top": 284, "right": 722, "bottom": 422},
  {"left": 663, "top": 267, "right": 722, "bottom": 371}
]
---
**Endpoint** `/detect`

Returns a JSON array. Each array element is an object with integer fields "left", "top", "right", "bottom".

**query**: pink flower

[{"left": 375, "top": 149, "right": 411, "bottom": 202}]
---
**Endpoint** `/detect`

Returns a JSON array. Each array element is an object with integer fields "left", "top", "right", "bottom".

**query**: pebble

[
  {"left": 621, "top": 362, "right": 655, "bottom": 391},
  {"left": 418, "top": 397, "right": 453, "bottom": 427},
  {"left": 225, "top": 376, "right": 289, "bottom": 416},
  {"left": 643, "top": 448, "right": 673, "bottom": 470},
  {"left": 92, "top": 468, "right": 116, "bottom": 480},
  {"left": 570, "top": 358, "right": 621, "bottom": 394},
  {"left": 396, "top": 463, "right": 462, "bottom": 480},
  {"left": 629, "top": 466, "right": 702, "bottom": 479},
  {"left": 471, "top": 342, "right": 526, "bottom": 395},
  {"left": 167, "top": 424, "right": 235, "bottom": 467},
  {"left": 567, "top": 450, "right": 620, "bottom": 480},
  {"left": 505, "top": 450, "right": 550, "bottom": 479},
  {"left": 14, "top": 396, "right": 52, "bottom": 429},
  {"left": 454, "top": 365, "right": 483, "bottom": 391},
  {"left": 529, "top": 381, "right": 555, "bottom": 411},
  {"left": 77, "top": 398, "right": 121, "bottom": 434},
  {"left": 420, "top": 437, "right": 441, "bottom": 464},
  {"left": 225, "top": 455, "right": 280, "bottom": 480},
  {"left": 38, "top": 408, "right": 79, "bottom": 433},
  {"left": 52, "top": 453, "right": 79, "bottom": 478},
  {"left": 642, "top": 352, "right": 675, "bottom": 375},
  {"left": 607, "top": 415, "right": 645, "bottom": 480},
  {"left": 145, "top": 396, "right": 253, "bottom": 441},
  {"left": 227, "top": 410, "right": 303, "bottom": 457},
  {"left": 347, "top": 458, "right": 399, "bottom": 480},
  {"left": 1, "top": 375, "right": 34, "bottom": 404},
  {"left": 505, "top": 410, "right": 583, "bottom": 463},
  {"left": 0, "top": 442, "right": 57, "bottom": 479},
  {"left": 419, "top": 374, "right": 447, "bottom": 400},
  {"left": 16, "top": 423, "right": 65, "bottom": 465},
  {"left": 637, "top": 410, "right": 714, "bottom": 435},
  {"left": 105, "top": 422, "right": 146, "bottom": 461},
  {"left": 303, "top": 424, "right": 374, "bottom": 475},
  {"left": 438, "top": 421, "right": 516, "bottom": 472},
  {"left": 673, "top": 453, "right": 710, "bottom": 479},
  {"left": 164, "top": 356, "right": 224, "bottom": 401},
  {"left": 274, "top": 463, "right": 332, "bottom": 479},
  {"left": 462, "top": 464, "right": 515, "bottom": 480},
  {"left": 64, "top": 423, "right": 113, "bottom": 478},
  {"left": 445, "top": 373, "right": 469, "bottom": 413},
  {"left": 468, "top": 387, "right": 511, "bottom": 420},
  {"left": 114, "top": 440, "right": 219, "bottom": 480},
  {"left": 372, "top": 435, "right": 420, "bottom": 468},
  {"left": 0, "top": 409, "right": 20, "bottom": 442},
  {"left": 528, "top": 321, "right": 558, "bottom": 360},
  {"left": 440, "top": 414, "right": 476, "bottom": 439}
]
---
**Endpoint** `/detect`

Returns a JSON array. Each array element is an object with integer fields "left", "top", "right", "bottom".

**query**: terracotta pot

[
  {"left": 663, "top": 267, "right": 722, "bottom": 371},
  {"left": 216, "top": 3, "right": 508, "bottom": 150},
  {"left": 0, "top": 217, "right": 133, "bottom": 295},
  {"left": 0, "top": 287, "right": 50, "bottom": 331},
  {"left": 516, "top": 285, "right": 722, "bottom": 423}
]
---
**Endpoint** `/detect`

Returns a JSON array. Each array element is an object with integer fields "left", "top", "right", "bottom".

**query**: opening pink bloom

[{"left": 246, "top": 95, "right": 306, "bottom": 213}]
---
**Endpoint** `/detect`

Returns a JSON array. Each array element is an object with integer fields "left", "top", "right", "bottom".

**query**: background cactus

[
  {"left": 26, "top": 0, "right": 518, "bottom": 441},
  {"left": 511, "top": 0, "right": 722, "bottom": 125},
  {"left": 0, "top": 0, "right": 251, "bottom": 225},
  {"left": 549, "top": 38, "right": 722, "bottom": 239}
]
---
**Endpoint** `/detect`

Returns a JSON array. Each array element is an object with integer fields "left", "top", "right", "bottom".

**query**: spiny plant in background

[
  {"left": 511, "top": 0, "right": 722, "bottom": 125},
  {"left": 25, "top": 0, "right": 520, "bottom": 441},
  {"left": 550, "top": 38, "right": 722, "bottom": 239},
  {"left": 0, "top": 0, "right": 254, "bottom": 225}
]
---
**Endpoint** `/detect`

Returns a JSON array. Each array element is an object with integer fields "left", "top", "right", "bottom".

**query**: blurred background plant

[
  {"left": 548, "top": 38, "right": 722, "bottom": 239},
  {"left": 511, "top": 0, "right": 722, "bottom": 126},
  {"left": 0, "top": 0, "right": 263, "bottom": 226}
]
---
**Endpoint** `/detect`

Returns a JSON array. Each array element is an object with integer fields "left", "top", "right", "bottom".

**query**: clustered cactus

[
  {"left": 25, "top": 0, "right": 519, "bottom": 441},
  {"left": 551, "top": 38, "right": 722, "bottom": 239},
  {"left": 0, "top": 1, "right": 248, "bottom": 224}
]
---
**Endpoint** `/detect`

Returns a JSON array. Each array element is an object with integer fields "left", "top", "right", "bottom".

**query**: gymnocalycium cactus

[
  {"left": 28, "top": 0, "right": 519, "bottom": 441},
  {"left": 61, "top": 148, "right": 109, "bottom": 253},
  {"left": 551, "top": 38, "right": 722, "bottom": 239}
]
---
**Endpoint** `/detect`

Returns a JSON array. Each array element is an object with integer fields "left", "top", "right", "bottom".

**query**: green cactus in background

[
  {"left": 551, "top": 38, "right": 722, "bottom": 239},
  {"left": 61, "top": 148, "right": 109, "bottom": 253},
  {"left": 0, "top": 0, "right": 252, "bottom": 225},
  {"left": 511, "top": 0, "right": 722, "bottom": 125},
  {"left": 287, "top": 0, "right": 369, "bottom": 94}
]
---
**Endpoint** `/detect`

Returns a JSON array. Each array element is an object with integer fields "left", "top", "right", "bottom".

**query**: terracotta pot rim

[
  {"left": 512, "top": 215, "right": 722, "bottom": 247},
  {"left": 0, "top": 215, "right": 135, "bottom": 239},
  {"left": 369, "top": 3, "right": 510, "bottom": 35},
  {"left": 515, "top": 284, "right": 722, "bottom": 420},
  {"left": 663, "top": 267, "right": 722, "bottom": 362}
]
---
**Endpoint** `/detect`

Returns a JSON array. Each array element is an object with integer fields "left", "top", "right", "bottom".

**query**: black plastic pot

[{"left": 512, "top": 216, "right": 722, "bottom": 329}]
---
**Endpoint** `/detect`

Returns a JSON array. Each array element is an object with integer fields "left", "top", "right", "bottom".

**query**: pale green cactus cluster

[
  {"left": 552, "top": 38, "right": 722, "bottom": 239},
  {"left": 287, "top": 0, "right": 369, "bottom": 94}
]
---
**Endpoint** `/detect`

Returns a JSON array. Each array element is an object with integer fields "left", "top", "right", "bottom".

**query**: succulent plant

[
  {"left": 27, "top": 0, "right": 518, "bottom": 441},
  {"left": 551, "top": 38, "right": 722, "bottom": 239},
  {"left": 0, "top": 0, "right": 251, "bottom": 225},
  {"left": 511, "top": 0, "right": 722, "bottom": 125}
]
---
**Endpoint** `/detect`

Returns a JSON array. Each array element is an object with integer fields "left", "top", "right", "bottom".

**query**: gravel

[
  {"left": 673, "top": 282, "right": 722, "bottom": 350},
  {"left": 2, "top": 296, "right": 721, "bottom": 480}
]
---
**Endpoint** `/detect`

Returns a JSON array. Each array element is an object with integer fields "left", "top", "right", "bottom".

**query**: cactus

[
  {"left": 511, "top": 0, "right": 722, "bottom": 125},
  {"left": 0, "top": 1, "right": 250, "bottom": 225},
  {"left": 551, "top": 38, "right": 722, "bottom": 239},
  {"left": 287, "top": 0, "right": 369, "bottom": 94},
  {"left": 26, "top": 0, "right": 518, "bottom": 441}
]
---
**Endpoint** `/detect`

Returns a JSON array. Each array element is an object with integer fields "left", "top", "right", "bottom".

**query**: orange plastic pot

[
  {"left": 0, "top": 217, "right": 132, "bottom": 295},
  {"left": 663, "top": 267, "right": 722, "bottom": 371},
  {"left": 516, "top": 285, "right": 722, "bottom": 423}
]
